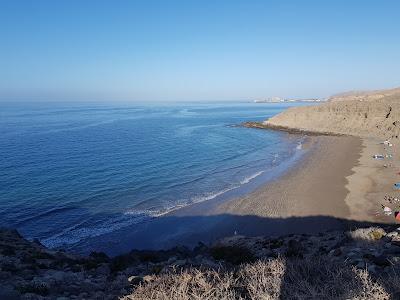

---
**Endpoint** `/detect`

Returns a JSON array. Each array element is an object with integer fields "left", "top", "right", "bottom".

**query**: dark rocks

[
  {"left": 371, "top": 255, "right": 390, "bottom": 267},
  {"left": 0, "top": 285, "right": 20, "bottom": 300},
  {"left": 285, "top": 240, "right": 303, "bottom": 258},
  {"left": 391, "top": 240, "right": 400, "bottom": 247},
  {"left": 329, "top": 248, "right": 342, "bottom": 257},
  {"left": 383, "top": 247, "right": 400, "bottom": 255},
  {"left": 89, "top": 251, "right": 110, "bottom": 263},
  {"left": 210, "top": 245, "right": 255, "bottom": 265},
  {"left": 128, "top": 275, "right": 143, "bottom": 285}
]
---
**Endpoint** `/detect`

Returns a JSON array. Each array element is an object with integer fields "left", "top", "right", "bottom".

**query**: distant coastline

[{"left": 253, "top": 97, "right": 323, "bottom": 103}]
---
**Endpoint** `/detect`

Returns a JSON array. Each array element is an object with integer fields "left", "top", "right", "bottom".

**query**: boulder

[
  {"left": 371, "top": 255, "right": 390, "bottom": 267},
  {"left": 285, "top": 240, "right": 303, "bottom": 257}
]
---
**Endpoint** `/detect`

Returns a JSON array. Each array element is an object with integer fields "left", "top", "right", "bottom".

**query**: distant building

[
  {"left": 254, "top": 97, "right": 284, "bottom": 103},
  {"left": 254, "top": 97, "right": 323, "bottom": 103}
]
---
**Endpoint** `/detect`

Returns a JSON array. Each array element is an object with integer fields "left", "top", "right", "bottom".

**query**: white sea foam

[
  {"left": 240, "top": 171, "right": 264, "bottom": 184},
  {"left": 124, "top": 186, "right": 239, "bottom": 218},
  {"left": 42, "top": 211, "right": 151, "bottom": 248},
  {"left": 272, "top": 153, "right": 279, "bottom": 164},
  {"left": 126, "top": 170, "right": 266, "bottom": 220}
]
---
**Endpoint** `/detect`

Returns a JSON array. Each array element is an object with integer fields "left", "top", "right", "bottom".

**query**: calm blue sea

[{"left": 0, "top": 102, "right": 306, "bottom": 250}]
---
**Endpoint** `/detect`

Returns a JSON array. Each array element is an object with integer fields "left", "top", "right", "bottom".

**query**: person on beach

[{"left": 381, "top": 204, "right": 400, "bottom": 221}]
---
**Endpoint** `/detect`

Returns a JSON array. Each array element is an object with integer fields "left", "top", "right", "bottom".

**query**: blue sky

[{"left": 1, "top": 0, "right": 399, "bottom": 101}]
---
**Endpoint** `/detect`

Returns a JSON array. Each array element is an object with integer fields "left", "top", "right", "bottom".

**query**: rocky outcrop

[
  {"left": 1, "top": 226, "right": 400, "bottom": 299},
  {"left": 262, "top": 90, "right": 400, "bottom": 139}
]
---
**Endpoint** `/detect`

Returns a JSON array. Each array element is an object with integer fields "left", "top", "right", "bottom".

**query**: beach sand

[
  {"left": 215, "top": 136, "right": 362, "bottom": 219},
  {"left": 215, "top": 135, "right": 398, "bottom": 226},
  {"left": 344, "top": 138, "right": 399, "bottom": 223}
]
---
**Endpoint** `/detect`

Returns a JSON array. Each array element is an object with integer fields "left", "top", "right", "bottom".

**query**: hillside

[
  {"left": 260, "top": 88, "right": 400, "bottom": 139},
  {"left": 329, "top": 87, "right": 400, "bottom": 102},
  {"left": 1, "top": 226, "right": 400, "bottom": 299}
]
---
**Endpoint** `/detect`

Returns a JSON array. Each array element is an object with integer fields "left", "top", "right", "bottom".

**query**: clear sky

[{"left": 1, "top": 0, "right": 399, "bottom": 102}]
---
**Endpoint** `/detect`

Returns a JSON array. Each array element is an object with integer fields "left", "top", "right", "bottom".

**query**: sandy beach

[
  {"left": 216, "top": 134, "right": 399, "bottom": 228},
  {"left": 216, "top": 135, "right": 362, "bottom": 219},
  {"left": 345, "top": 138, "right": 399, "bottom": 223}
]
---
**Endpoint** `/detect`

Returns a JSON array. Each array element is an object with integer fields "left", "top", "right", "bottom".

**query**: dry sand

[
  {"left": 345, "top": 138, "right": 399, "bottom": 223},
  {"left": 216, "top": 135, "right": 398, "bottom": 226}
]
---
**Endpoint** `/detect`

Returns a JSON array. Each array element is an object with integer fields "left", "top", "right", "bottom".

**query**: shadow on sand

[{"left": 67, "top": 212, "right": 394, "bottom": 256}]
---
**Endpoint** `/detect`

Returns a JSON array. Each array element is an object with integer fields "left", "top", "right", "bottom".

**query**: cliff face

[{"left": 264, "top": 91, "right": 400, "bottom": 139}]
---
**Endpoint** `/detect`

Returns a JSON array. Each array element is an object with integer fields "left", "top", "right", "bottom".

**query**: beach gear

[
  {"left": 394, "top": 183, "right": 400, "bottom": 190},
  {"left": 383, "top": 140, "right": 393, "bottom": 147},
  {"left": 395, "top": 212, "right": 400, "bottom": 221},
  {"left": 383, "top": 205, "right": 393, "bottom": 216},
  {"left": 384, "top": 195, "right": 400, "bottom": 204}
]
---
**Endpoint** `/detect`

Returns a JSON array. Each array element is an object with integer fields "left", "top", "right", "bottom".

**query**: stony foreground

[{"left": 1, "top": 225, "right": 400, "bottom": 299}]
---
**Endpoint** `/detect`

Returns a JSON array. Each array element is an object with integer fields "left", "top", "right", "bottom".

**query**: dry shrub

[
  {"left": 122, "top": 256, "right": 400, "bottom": 300},
  {"left": 279, "top": 256, "right": 357, "bottom": 299},
  {"left": 124, "top": 268, "right": 239, "bottom": 300},
  {"left": 348, "top": 227, "right": 386, "bottom": 243},
  {"left": 349, "top": 268, "right": 389, "bottom": 300},
  {"left": 279, "top": 257, "right": 391, "bottom": 300},
  {"left": 239, "top": 258, "right": 285, "bottom": 300}
]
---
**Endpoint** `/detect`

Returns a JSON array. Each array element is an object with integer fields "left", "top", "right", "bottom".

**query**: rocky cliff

[{"left": 262, "top": 89, "right": 400, "bottom": 139}]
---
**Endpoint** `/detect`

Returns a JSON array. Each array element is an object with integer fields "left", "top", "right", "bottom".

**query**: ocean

[{"left": 0, "top": 101, "right": 306, "bottom": 252}]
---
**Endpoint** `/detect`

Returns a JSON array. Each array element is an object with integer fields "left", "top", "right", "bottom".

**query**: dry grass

[
  {"left": 121, "top": 256, "right": 400, "bottom": 300},
  {"left": 124, "top": 268, "right": 239, "bottom": 300},
  {"left": 239, "top": 259, "right": 284, "bottom": 300},
  {"left": 348, "top": 227, "right": 387, "bottom": 243}
]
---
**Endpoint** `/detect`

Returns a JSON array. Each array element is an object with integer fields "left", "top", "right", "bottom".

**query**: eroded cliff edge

[{"left": 252, "top": 88, "right": 400, "bottom": 139}]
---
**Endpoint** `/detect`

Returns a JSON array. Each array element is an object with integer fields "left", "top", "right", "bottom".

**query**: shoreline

[
  {"left": 69, "top": 133, "right": 382, "bottom": 256},
  {"left": 62, "top": 125, "right": 398, "bottom": 257},
  {"left": 215, "top": 135, "right": 361, "bottom": 220},
  {"left": 216, "top": 134, "right": 398, "bottom": 227},
  {"left": 66, "top": 133, "right": 312, "bottom": 255}
]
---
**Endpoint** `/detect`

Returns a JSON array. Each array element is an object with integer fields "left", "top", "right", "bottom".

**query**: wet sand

[{"left": 216, "top": 136, "right": 362, "bottom": 220}]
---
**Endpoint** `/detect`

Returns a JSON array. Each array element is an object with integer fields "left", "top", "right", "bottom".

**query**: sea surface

[{"left": 0, "top": 101, "right": 307, "bottom": 250}]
